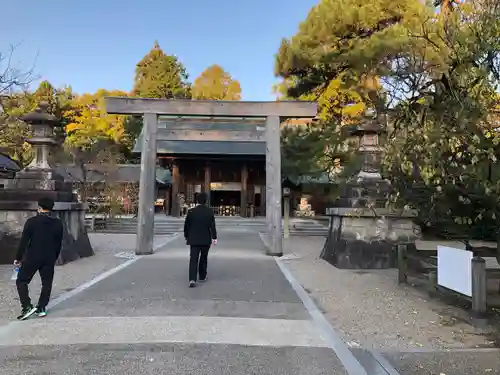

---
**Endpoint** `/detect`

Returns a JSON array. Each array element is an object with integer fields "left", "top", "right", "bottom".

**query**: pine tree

[
  {"left": 275, "top": 0, "right": 423, "bottom": 180},
  {"left": 277, "top": 0, "right": 500, "bottom": 238},
  {"left": 275, "top": 0, "right": 425, "bottom": 99}
]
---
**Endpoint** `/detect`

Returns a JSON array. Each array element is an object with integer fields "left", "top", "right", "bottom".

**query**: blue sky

[{"left": 1, "top": 0, "right": 317, "bottom": 100}]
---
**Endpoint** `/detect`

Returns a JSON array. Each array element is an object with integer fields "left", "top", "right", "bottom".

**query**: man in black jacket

[
  {"left": 184, "top": 193, "right": 217, "bottom": 288},
  {"left": 14, "top": 197, "right": 63, "bottom": 320}
]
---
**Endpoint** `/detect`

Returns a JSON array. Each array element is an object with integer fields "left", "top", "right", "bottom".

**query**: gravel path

[
  {"left": 282, "top": 236, "right": 493, "bottom": 351},
  {"left": 0, "top": 234, "right": 173, "bottom": 326}
]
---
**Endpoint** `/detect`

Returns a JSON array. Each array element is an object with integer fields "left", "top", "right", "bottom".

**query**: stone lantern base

[
  {"left": 0, "top": 170, "right": 94, "bottom": 265},
  {"left": 320, "top": 207, "right": 420, "bottom": 269},
  {"left": 322, "top": 176, "right": 421, "bottom": 269},
  {"left": 0, "top": 200, "right": 94, "bottom": 265}
]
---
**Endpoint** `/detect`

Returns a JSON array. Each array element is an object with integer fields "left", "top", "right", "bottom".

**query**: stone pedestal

[
  {"left": 0, "top": 201, "right": 93, "bottom": 265},
  {"left": 321, "top": 208, "right": 420, "bottom": 269}
]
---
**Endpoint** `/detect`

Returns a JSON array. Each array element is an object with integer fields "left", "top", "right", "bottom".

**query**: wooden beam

[
  {"left": 157, "top": 129, "right": 264, "bottom": 142},
  {"left": 157, "top": 154, "right": 264, "bottom": 161},
  {"left": 159, "top": 117, "right": 266, "bottom": 124},
  {"left": 105, "top": 97, "right": 317, "bottom": 118}
]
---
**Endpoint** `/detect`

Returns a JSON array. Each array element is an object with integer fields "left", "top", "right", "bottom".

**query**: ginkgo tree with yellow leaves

[
  {"left": 62, "top": 89, "right": 133, "bottom": 205},
  {"left": 192, "top": 64, "right": 241, "bottom": 100},
  {"left": 64, "top": 89, "right": 129, "bottom": 150}
]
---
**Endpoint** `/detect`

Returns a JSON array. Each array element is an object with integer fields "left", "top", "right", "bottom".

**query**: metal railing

[{"left": 210, "top": 205, "right": 241, "bottom": 216}]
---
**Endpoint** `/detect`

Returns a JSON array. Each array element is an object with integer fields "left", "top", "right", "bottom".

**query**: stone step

[
  {"left": 98, "top": 225, "right": 326, "bottom": 232},
  {"left": 93, "top": 229, "right": 178, "bottom": 235},
  {"left": 85, "top": 218, "right": 327, "bottom": 226},
  {"left": 87, "top": 225, "right": 326, "bottom": 236},
  {"left": 91, "top": 230, "right": 326, "bottom": 237},
  {"left": 85, "top": 217, "right": 328, "bottom": 237}
]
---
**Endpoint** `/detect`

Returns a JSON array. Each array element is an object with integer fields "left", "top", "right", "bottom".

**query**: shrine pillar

[
  {"left": 171, "top": 162, "right": 180, "bottom": 217},
  {"left": 204, "top": 163, "right": 211, "bottom": 206},
  {"left": 240, "top": 163, "right": 248, "bottom": 217}
]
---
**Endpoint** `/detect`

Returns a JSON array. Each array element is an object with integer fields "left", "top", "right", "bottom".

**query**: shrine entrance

[
  {"left": 105, "top": 98, "right": 317, "bottom": 256},
  {"left": 210, "top": 182, "right": 241, "bottom": 216}
]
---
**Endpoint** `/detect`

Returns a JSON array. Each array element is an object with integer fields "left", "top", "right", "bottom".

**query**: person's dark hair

[
  {"left": 196, "top": 192, "right": 207, "bottom": 205},
  {"left": 38, "top": 197, "right": 55, "bottom": 211}
]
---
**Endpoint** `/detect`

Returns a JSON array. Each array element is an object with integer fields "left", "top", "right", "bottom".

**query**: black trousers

[
  {"left": 16, "top": 260, "right": 55, "bottom": 310},
  {"left": 189, "top": 245, "right": 210, "bottom": 281}
]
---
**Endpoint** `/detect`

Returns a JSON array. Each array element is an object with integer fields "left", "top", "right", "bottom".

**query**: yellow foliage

[
  {"left": 277, "top": 73, "right": 371, "bottom": 125},
  {"left": 317, "top": 76, "right": 367, "bottom": 123},
  {"left": 192, "top": 64, "right": 241, "bottom": 100},
  {"left": 65, "top": 89, "right": 129, "bottom": 149}
]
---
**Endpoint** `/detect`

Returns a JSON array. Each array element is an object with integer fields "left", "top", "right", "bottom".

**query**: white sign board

[{"left": 437, "top": 246, "right": 472, "bottom": 297}]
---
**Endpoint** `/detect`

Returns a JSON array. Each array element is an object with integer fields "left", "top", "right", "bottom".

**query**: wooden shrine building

[{"left": 134, "top": 116, "right": 268, "bottom": 217}]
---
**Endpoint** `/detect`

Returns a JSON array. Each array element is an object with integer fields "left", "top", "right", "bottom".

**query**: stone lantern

[
  {"left": 21, "top": 101, "right": 58, "bottom": 171},
  {"left": 321, "top": 107, "right": 419, "bottom": 270},
  {"left": 4, "top": 103, "right": 72, "bottom": 199},
  {"left": 0, "top": 103, "right": 94, "bottom": 264},
  {"left": 352, "top": 108, "right": 385, "bottom": 182},
  {"left": 331, "top": 107, "right": 388, "bottom": 209},
  {"left": 346, "top": 107, "right": 390, "bottom": 208}
]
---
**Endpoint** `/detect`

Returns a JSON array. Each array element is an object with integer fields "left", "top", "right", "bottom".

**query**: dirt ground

[{"left": 282, "top": 236, "right": 498, "bottom": 351}]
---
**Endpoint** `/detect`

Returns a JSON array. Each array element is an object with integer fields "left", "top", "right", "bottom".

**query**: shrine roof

[
  {"left": 343, "top": 123, "right": 385, "bottom": 135},
  {"left": 54, "top": 164, "right": 331, "bottom": 186},
  {"left": 55, "top": 165, "right": 171, "bottom": 184},
  {"left": 0, "top": 152, "right": 20, "bottom": 178},
  {"left": 0, "top": 152, "right": 20, "bottom": 173}
]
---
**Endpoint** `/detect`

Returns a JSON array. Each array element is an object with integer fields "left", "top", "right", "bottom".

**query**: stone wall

[{"left": 0, "top": 207, "right": 94, "bottom": 265}]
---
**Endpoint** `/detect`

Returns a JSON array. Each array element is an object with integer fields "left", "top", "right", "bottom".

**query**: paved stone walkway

[
  {"left": 0, "top": 234, "right": 173, "bottom": 326},
  {"left": 0, "top": 232, "right": 359, "bottom": 375}
]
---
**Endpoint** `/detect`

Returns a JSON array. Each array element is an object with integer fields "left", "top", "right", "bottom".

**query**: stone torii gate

[{"left": 105, "top": 97, "right": 317, "bottom": 256}]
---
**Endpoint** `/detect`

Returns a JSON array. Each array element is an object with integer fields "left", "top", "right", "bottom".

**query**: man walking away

[
  {"left": 184, "top": 193, "right": 217, "bottom": 288},
  {"left": 14, "top": 197, "right": 63, "bottom": 320}
]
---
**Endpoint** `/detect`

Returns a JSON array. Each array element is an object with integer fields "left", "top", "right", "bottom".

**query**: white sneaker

[
  {"left": 36, "top": 308, "right": 47, "bottom": 317},
  {"left": 17, "top": 306, "right": 37, "bottom": 321}
]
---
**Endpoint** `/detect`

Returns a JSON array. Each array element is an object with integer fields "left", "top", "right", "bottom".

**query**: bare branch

[{"left": 0, "top": 42, "right": 39, "bottom": 95}]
